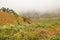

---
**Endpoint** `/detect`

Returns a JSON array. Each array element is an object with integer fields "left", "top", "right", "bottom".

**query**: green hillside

[{"left": 0, "top": 7, "right": 60, "bottom": 40}]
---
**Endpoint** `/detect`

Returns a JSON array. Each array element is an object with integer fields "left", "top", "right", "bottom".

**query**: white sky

[{"left": 0, "top": 0, "right": 60, "bottom": 12}]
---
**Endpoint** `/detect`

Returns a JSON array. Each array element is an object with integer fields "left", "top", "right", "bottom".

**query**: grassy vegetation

[
  {"left": 0, "top": 18, "right": 60, "bottom": 40},
  {"left": 34, "top": 17, "right": 60, "bottom": 28},
  {"left": 0, "top": 7, "right": 60, "bottom": 40}
]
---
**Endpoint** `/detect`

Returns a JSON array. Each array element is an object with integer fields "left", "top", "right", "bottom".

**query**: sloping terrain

[
  {"left": 0, "top": 12, "right": 37, "bottom": 26},
  {"left": 0, "top": 12, "right": 17, "bottom": 25},
  {"left": 0, "top": 12, "right": 29, "bottom": 25}
]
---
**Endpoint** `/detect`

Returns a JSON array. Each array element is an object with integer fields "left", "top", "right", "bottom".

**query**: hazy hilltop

[
  {"left": 20, "top": 9, "right": 60, "bottom": 18},
  {"left": 20, "top": 11, "right": 43, "bottom": 19},
  {"left": 40, "top": 9, "right": 60, "bottom": 18}
]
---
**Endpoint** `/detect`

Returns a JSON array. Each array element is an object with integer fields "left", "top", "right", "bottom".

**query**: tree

[
  {"left": 0, "top": 7, "right": 6, "bottom": 12},
  {"left": 0, "top": 7, "right": 17, "bottom": 15},
  {"left": 6, "top": 8, "right": 10, "bottom": 12}
]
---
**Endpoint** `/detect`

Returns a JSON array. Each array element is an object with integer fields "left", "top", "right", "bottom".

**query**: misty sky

[{"left": 0, "top": 0, "right": 60, "bottom": 12}]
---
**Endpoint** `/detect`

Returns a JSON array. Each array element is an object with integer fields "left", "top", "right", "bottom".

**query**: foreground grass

[
  {"left": 0, "top": 24, "right": 60, "bottom": 40},
  {"left": 0, "top": 16, "right": 60, "bottom": 40}
]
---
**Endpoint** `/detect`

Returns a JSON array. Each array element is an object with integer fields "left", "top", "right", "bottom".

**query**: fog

[{"left": 0, "top": 0, "right": 60, "bottom": 13}]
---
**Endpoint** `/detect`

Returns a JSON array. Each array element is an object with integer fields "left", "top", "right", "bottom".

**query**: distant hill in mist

[
  {"left": 20, "top": 9, "right": 60, "bottom": 18},
  {"left": 40, "top": 9, "right": 60, "bottom": 18}
]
